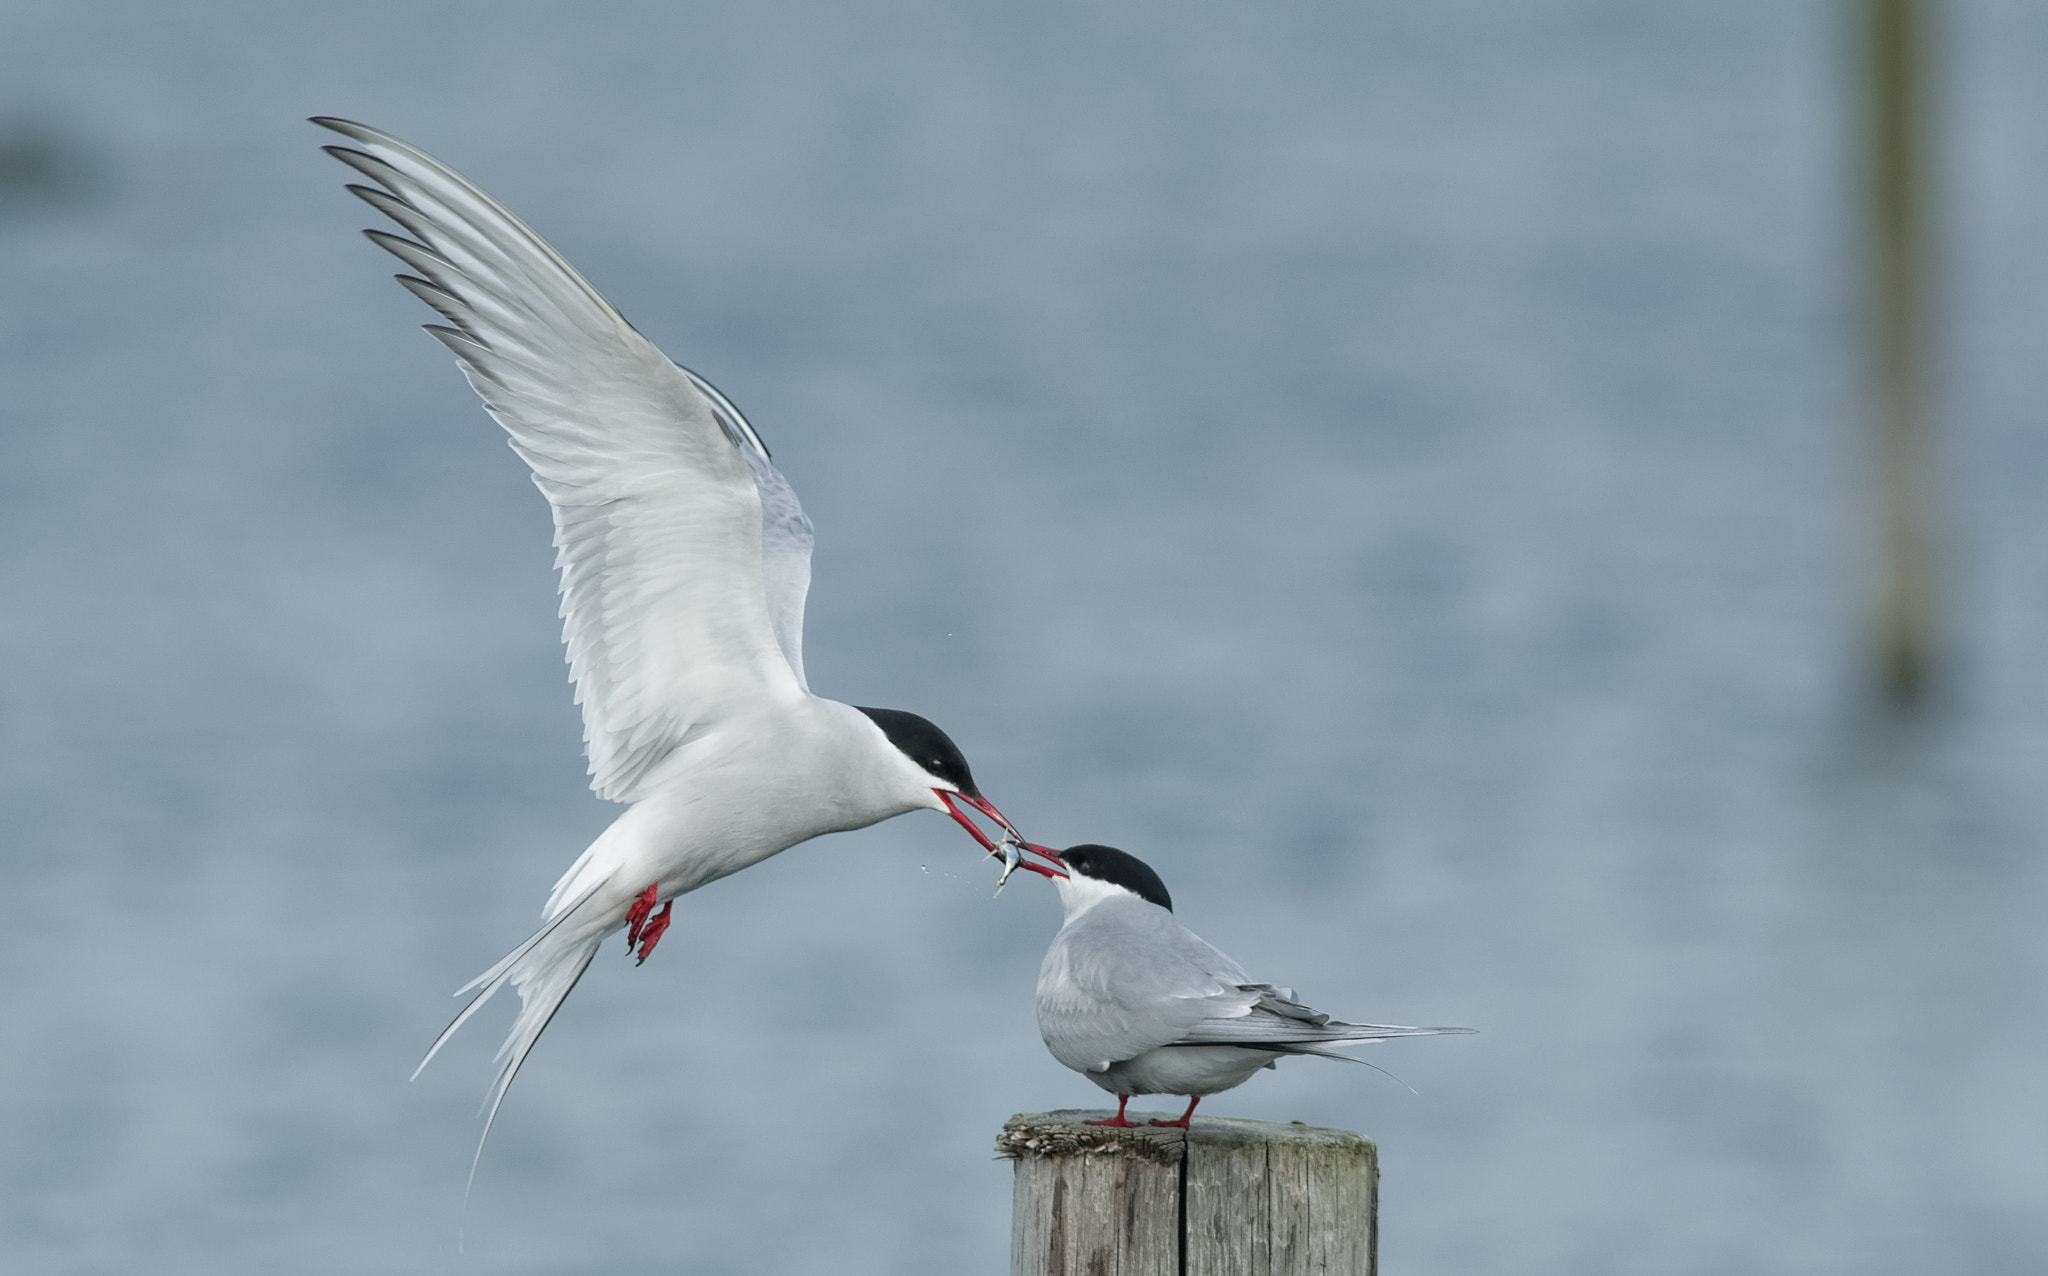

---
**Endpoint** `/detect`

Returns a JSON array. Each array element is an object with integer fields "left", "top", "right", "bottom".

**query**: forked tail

[{"left": 413, "top": 878, "right": 612, "bottom": 1189}]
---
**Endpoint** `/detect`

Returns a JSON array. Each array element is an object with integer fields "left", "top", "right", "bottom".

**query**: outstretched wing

[{"left": 316, "top": 118, "right": 813, "bottom": 798}]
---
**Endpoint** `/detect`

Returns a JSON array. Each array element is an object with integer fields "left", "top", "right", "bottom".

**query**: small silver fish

[{"left": 991, "top": 835, "right": 1025, "bottom": 896}]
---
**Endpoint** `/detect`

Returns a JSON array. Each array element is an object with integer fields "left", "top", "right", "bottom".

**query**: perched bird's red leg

[
  {"left": 1086, "top": 1095, "right": 1137, "bottom": 1128},
  {"left": 633, "top": 902, "right": 673, "bottom": 965},
  {"left": 624, "top": 884, "right": 658, "bottom": 950},
  {"left": 1150, "top": 1096, "right": 1200, "bottom": 1129}
]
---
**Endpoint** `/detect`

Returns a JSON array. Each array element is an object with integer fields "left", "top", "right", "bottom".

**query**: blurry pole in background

[{"left": 1863, "top": 0, "right": 1938, "bottom": 706}]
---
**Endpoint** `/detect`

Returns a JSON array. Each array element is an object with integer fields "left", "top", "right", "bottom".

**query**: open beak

[
  {"left": 1017, "top": 842, "right": 1068, "bottom": 879},
  {"left": 937, "top": 789, "right": 1016, "bottom": 851},
  {"left": 936, "top": 790, "right": 1067, "bottom": 879}
]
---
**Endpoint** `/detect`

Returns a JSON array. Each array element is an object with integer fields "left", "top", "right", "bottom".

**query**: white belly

[
  {"left": 541, "top": 699, "right": 927, "bottom": 924},
  {"left": 1090, "top": 1046, "right": 1281, "bottom": 1097}
]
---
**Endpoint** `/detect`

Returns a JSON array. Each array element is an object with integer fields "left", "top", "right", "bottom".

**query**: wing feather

[
  {"left": 316, "top": 117, "right": 809, "bottom": 799},
  {"left": 686, "top": 371, "right": 813, "bottom": 691},
  {"left": 1037, "top": 898, "right": 1261, "bottom": 1072},
  {"left": 1173, "top": 1011, "right": 1469, "bottom": 1047},
  {"left": 1037, "top": 899, "right": 1473, "bottom": 1069}
]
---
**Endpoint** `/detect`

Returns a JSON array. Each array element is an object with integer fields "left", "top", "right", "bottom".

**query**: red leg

[
  {"left": 625, "top": 884, "right": 658, "bottom": 949},
  {"left": 1150, "top": 1096, "right": 1201, "bottom": 1128},
  {"left": 1086, "top": 1095, "right": 1137, "bottom": 1128},
  {"left": 633, "top": 902, "right": 673, "bottom": 965}
]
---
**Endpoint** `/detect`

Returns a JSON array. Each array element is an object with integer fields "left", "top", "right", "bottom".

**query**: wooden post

[
  {"left": 999, "top": 1109, "right": 1378, "bottom": 1276},
  {"left": 1862, "top": 0, "right": 1939, "bottom": 704}
]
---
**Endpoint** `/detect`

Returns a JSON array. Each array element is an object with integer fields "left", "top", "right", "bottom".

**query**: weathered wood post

[
  {"left": 999, "top": 1109, "right": 1378, "bottom": 1276},
  {"left": 1861, "top": 0, "right": 1939, "bottom": 704}
]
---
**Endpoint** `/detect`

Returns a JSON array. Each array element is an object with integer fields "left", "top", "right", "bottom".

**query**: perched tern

[
  {"left": 312, "top": 118, "right": 1029, "bottom": 1150},
  {"left": 1034, "top": 845, "right": 1471, "bottom": 1128}
]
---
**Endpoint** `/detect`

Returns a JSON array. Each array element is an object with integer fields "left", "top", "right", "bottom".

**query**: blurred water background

[{"left": 4, "top": 3, "right": 2047, "bottom": 1273}]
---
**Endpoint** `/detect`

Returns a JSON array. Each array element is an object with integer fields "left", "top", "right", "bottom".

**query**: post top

[{"left": 998, "top": 1110, "right": 1374, "bottom": 1164}]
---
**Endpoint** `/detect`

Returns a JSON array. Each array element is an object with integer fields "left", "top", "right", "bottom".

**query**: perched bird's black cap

[{"left": 1059, "top": 844, "right": 1172, "bottom": 912}]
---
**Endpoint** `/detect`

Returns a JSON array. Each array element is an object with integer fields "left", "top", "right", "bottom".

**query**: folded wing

[
  {"left": 1039, "top": 900, "right": 1472, "bottom": 1071},
  {"left": 1037, "top": 899, "right": 1264, "bottom": 1072},
  {"left": 316, "top": 118, "right": 813, "bottom": 799}
]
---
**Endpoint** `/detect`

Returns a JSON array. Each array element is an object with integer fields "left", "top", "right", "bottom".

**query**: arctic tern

[
  {"left": 314, "top": 118, "right": 1029, "bottom": 1154},
  {"left": 1034, "top": 844, "right": 1471, "bottom": 1127}
]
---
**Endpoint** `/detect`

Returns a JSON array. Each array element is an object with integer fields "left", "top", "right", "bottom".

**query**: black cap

[
  {"left": 855, "top": 707, "right": 980, "bottom": 798},
  {"left": 1059, "top": 845, "right": 1172, "bottom": 912}
]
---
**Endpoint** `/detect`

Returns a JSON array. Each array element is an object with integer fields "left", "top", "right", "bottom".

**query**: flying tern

[
  {"left": 1033, "top": 844, "right": 1471, "bottom": 1127},
  {"left": 313, "top": 117, "right": 1029, "bottom": 1150}
]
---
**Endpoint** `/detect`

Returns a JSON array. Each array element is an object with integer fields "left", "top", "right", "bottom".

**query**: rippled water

[{"left": 4, "top": 3, "right": 2047, "bottom": 1273}]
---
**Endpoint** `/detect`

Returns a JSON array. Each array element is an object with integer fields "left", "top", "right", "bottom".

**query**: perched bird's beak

[
  {"left": 936, "top": 791, "right": 1067, "bottom": 878},
  {"left": 1018, "top": 842, "right": 1069, "bottom": 880}
]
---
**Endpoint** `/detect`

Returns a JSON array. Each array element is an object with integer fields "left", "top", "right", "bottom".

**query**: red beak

[
  {"left": 936, "top": 791, "right": 1067, "bottom": 879},
  {"left": 937, "top": 789, "right": 1013, "bottom": 851},
  {"left": 1019, "top": 842, "right": 1069, "bottom": 879}
]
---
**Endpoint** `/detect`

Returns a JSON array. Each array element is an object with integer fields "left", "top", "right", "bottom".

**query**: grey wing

[
  {"left": 681, "top": 368, "right": 814, "bottom": 692},
  {"left": 1036, "top": 900, "right": 1265, "bottom": 1073},
  {"left": 1175, "top": 984, "right": 1474, "bottom": 1049}
]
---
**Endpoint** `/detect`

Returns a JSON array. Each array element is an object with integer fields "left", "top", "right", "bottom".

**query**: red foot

[
  {"left": 633, "top": 902, "right": 672, "bottom": 966},
  {"left": 1150, "top": 1096, "right": 1201, "bottom": 1128},
  {"left": 1086, "top": 1095, "right": 1137, "bottom": 1128},
  {"left": 624, "top": 884, "right": 659, "bottom": 949}
]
